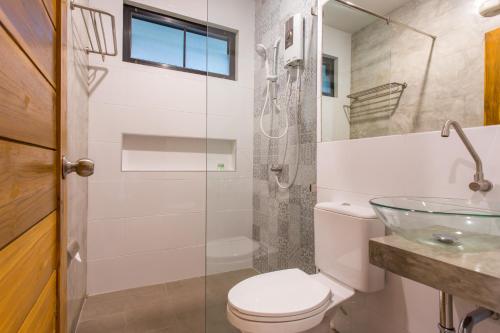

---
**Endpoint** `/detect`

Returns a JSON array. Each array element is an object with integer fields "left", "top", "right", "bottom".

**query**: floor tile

[
  {"left": 124, "top": 301, "right": 177, "bottom": 333},
  {"left": 76, "top": 269, "right": 258, "bottom": 333},
  {"left": 77, "top": 313, "right": 129, "bottom": 333}
]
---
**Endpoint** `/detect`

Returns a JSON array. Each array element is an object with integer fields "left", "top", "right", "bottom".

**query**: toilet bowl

[
  {"left": 227, "top": 202, "right": 386, "bottom": 333},
  {"left": 227, "top": 269, "right": 355, "bottom": 333}
]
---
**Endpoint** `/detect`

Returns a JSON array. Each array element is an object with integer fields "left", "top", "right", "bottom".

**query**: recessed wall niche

[{"left": 121, "top": 133, "right": 236, "bottom": 172}]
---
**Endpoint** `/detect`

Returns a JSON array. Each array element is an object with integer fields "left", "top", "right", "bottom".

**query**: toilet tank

[{"left": 314, "top": 202, "right": 385, "bottom": 293}]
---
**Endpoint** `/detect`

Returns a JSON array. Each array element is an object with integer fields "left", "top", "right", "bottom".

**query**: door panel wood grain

[
  {"left": 18, "top": 271, "right": 57, "bottom": 333},
  {"left": 0, "top": 0, "right": 66, "bottom": 330},
  {"left": 0, "top": 140, "right": 57, "bottom": 249},
  {"left": 0, "top": 213, "right": 57, "bottom": 333},
  {"left": 0, "top": 25, "right": 57, "bottom": 149},
  {"left": 0, "top": 0, "right": 56, "bottom": 86},
  {"left": 41, "top": 0, "right": 56, "bottom": 27}
]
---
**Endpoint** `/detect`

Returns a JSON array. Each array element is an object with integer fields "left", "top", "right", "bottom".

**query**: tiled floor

[{"left": 76, "top": 269, "right": 257, "bottom": 333}]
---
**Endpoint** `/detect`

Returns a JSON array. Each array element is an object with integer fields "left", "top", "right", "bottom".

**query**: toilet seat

[
  {"left": 228, "top": 269, "right": 332, "bottom": 318},
  {"left": 228, "top": 297, "right": 331, "bottom": 323},
  {"left": 227, "top": 269, "right": 355, "bottom": 333}
]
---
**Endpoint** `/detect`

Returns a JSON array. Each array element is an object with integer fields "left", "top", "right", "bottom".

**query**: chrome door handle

[{"left": 62, "top": 156, "right": 95, "bottom": 179}]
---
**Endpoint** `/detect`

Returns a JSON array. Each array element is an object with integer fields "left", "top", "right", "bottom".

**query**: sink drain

[{"left": 432, "top": 233, "right": 460, "bottom": 245}]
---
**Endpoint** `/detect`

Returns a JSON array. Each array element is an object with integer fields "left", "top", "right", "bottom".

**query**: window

[
  {"left": 123, "top": 5, "right": 236, "bottom": 80},
  {"left": 322, "top": 55, "right": 337, "bottom": 97}
]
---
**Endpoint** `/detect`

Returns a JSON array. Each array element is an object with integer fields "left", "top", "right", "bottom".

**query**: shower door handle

[{"left": 62, "top": 156, "right": 95, "bottom": 179}]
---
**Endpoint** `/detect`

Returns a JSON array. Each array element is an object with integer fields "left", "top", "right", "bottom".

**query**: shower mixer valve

[
  {"left": 267, "top": 74, "right": 278, "bottom": 82},
  {"left": 270, "top": 165, "right": 283, "bottom": 174}
]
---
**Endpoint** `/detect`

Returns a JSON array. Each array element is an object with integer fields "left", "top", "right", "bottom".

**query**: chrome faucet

[{"left": 441, "top": 120, "right": 493, "bottom": 192}]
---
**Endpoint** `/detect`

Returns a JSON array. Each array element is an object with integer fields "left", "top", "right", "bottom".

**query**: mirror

[{"left": 320, "top": 0, "right": 500, "bottom": 142}]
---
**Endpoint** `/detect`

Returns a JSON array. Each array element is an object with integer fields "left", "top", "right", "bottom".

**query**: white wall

[
  {"left": 317, "top": 125, "right": 500, "bottom": 333},
  {"left": 87, "top": 0, "right": 254, "bottom": 295},
  {"left": 321, "top": 25, "right": 351, "bottom": 141}
]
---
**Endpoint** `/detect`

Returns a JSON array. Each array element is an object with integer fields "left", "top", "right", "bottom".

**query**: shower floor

[{"left": 76, "top": 268, "right": 257, "bottom": 333}]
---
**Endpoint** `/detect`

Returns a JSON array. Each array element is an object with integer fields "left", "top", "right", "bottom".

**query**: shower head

[{"left": 256, "top": 43, "right": 267, "bottom": 59}]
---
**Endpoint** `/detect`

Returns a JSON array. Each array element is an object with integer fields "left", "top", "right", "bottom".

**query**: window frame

[
  {"left": 322, "top": 55, "right": 338, "bottom": 97},
  {"left": 123, "top": 4, "right": 236, "bottom": 80}
]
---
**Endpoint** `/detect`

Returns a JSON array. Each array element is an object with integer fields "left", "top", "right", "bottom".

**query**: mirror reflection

[{"left": 321, "top": 0, "right": 500, "bottom": 142}]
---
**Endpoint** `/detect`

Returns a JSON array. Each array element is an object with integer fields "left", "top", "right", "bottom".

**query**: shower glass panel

[
  {"left": 321, "top": 0, "right": 393, "bottom": 141},
  {"left": 205, "top": 0, "right": 318, "bottom": 332},
  {"left": 204, "top": 2, "right": 256, "bottom": 332}
]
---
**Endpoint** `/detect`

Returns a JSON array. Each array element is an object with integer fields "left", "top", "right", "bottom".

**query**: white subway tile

[
  {"left": 89, "top": 178, "right": 205, "bottom": 220},
  {"left": 87, "top": 245, "right": 205, "bottom": 295},
  {"left": 87, "top": 221, "right": 126, "bottom": 260},
  {"left": 123, "top": 213, "right": 205, "bottom": 254}
]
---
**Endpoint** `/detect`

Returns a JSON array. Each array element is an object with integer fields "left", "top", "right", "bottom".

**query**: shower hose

[{"left": 259, "top": 66, "right": 302, "bottom": 190}]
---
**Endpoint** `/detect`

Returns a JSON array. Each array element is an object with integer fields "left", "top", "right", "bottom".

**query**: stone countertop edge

[{"left": 369, "top": 235, "right": 500, "bottom": 313}]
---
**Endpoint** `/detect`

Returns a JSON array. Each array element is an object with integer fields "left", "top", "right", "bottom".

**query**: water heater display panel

[
  {"left": 284, "top": 13, "right": 303, "bottom": 67},
  {"left": 285, "top": 16, "right": 294, "bottom": 49}
]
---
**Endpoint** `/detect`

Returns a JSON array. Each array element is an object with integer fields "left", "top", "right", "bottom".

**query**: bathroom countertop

[{"left": 369, "top": 235, "right": 500, "bottom": 312}]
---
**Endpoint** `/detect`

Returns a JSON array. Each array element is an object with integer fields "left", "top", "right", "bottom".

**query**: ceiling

[{"left": 323, "top": 0, "right": 411, "bottom": 33}]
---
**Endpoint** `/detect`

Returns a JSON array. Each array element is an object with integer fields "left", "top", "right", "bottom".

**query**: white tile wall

[
  {"left": 87, "top": 0, "right": 254, "bottom": 293},
  {"left": 87, "top": 212, "right": 204, "bottom": 260},
  {"left": 87, "top": 245, "right": 205, "bottom": 294},
  {"left": 317, "top": 125, "right": 500, "bottom": 333},
  {"left": 88, "top": 178, "right": 205, "bottom": 219},
  {"left": 88, "top": 102, "right": 207, "bottom": 144}
]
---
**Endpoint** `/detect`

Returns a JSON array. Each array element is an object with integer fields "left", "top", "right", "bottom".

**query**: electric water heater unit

[{"left": 284, "top": 13, "right": 304, "bottom": 67}]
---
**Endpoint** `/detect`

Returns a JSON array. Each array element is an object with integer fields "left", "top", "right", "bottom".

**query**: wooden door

[
  {"left": 485, "top": 28, "right": 500, "bottom": 126},
  {"left": 0, "top": 0, "right": 67, "bottom": 332}
]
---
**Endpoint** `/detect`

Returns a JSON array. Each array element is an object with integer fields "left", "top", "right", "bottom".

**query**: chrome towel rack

[
  {"left": 343, "top": 82, "right": 407, "bottom": 123},
  {"left": 70, "top": 1, "right": 117, "bottom": 61}
]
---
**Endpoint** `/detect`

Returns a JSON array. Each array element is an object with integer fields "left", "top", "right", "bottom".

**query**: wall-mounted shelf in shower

[
  {"left": 121, "top": 134, "right": 236, "bottom": 172},
  {"left": 70, "top": 1, "right": 118, "bottom": 61}
]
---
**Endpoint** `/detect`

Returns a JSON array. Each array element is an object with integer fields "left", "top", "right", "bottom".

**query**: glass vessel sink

[{"left": 370, "top": 197, "right": 500, "bottom": 252}]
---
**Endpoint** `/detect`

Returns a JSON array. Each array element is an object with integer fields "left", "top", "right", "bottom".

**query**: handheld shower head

[
  {"left": 256, "top": 44, "right": 267, "bottom": 59},
  {"left": 273, "top": 38, "right": 281, "bottom": 49}
]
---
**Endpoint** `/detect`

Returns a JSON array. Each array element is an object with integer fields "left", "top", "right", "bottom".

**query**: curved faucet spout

[{"left": 441, "top": 120, "right": 493, "bottom": 192}]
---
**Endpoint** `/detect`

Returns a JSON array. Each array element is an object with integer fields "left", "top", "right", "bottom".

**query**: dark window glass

[
  {"left": 123, "top": 5, "right": 236, "bottom": 80},
  {"left": 322, "top": 56, "right": 337, "bottom": 97}
]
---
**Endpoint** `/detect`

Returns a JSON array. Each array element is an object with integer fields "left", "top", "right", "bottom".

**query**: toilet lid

[{"left": 227, "top": 269, "right": 332, "bottom": 318}]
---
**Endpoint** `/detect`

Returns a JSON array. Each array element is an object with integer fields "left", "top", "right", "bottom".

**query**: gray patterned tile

[{"left": 253, "top": 0, "right": 317, "bottom": 274}]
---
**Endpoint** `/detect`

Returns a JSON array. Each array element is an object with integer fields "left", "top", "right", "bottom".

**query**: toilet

[{"left": 226, "top": 202, "right": 385, "bottom": 333}]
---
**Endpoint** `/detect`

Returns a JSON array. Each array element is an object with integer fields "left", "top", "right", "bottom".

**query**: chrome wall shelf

[
  {"left": 70, "top": 1, "right": 117, "bottom": 61},
  {"left": 344, "top": 82, "right": 407, "bottom": 123}
]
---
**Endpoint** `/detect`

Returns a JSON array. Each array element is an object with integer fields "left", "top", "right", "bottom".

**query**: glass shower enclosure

[
  {"left": 76, "top": 0, "right": 317, "bottom": 332},
  {"left": 205, "top": 0, "right": 318, "bottom": 331}
]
